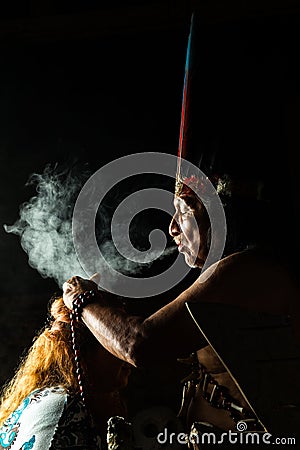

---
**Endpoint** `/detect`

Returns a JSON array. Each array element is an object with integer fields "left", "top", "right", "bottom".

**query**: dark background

[{"left": 1, "top": 0, "right": 300, "bottom": 421}]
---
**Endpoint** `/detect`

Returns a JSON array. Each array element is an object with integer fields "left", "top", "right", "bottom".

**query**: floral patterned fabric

[{"left": 0, "top": 387, "right": 102, "bottom": 449}]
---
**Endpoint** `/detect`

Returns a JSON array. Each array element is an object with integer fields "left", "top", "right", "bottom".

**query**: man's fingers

[
  {"left": 89, "top": 272, "right": 101, "bottom": 285},
  {"left": 62, "top": 281, "right": 70, "bottom": 292}
]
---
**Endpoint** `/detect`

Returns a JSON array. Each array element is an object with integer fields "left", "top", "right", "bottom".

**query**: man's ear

[{"left": 89, "top": 272, "right": 101, "bottom": 285}]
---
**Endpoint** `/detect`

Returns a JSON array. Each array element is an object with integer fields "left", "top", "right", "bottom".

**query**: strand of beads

[{"left": 70, "top": 290, "right": 96, "bottom": 407}]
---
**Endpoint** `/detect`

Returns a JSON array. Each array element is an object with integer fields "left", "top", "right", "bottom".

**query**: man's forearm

[{"left": 81, "top": 302, "right": 145, "bottom": 366}]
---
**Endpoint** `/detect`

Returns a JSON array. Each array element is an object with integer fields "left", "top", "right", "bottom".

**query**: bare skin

[{"left": 170, "top": 194, "right": 211, "bottom": 268}]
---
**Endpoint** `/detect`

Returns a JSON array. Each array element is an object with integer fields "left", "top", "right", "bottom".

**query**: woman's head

[
  {"left": 48, "top": 296, "right": 131, "bottom": 393},
  {"left": 0, "top": 297, "right": 76, "bottom": 425},
  {"left": 0, "top": 295, "right": 130, "bottom": 426}
]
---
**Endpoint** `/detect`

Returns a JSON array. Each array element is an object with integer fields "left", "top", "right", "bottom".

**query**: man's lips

[
  {"left": 176, "top": 242, "right": 186, "bottom": 253},
  {"left": 176, "top": 242, "right": 193, "bottom": 256}
]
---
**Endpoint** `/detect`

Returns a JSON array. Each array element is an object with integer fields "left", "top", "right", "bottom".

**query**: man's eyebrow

[{"left": 179, "top": 195, "right": 198, "bottom": 209}]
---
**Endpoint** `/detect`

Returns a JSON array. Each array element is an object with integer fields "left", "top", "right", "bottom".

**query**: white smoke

[
  {"left": 4, "top": 164, "right": 89, "bottom": 287},
  {"left": 4, "top": 164, "right": 176, "bottom": 289}
]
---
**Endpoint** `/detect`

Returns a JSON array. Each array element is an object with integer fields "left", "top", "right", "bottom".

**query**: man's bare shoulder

[
  {"left": 200, "top": 247, "right": 290, "bottom": 280},
  {"left": 192, "top": 248, "right": 296, "bottom": 314}
]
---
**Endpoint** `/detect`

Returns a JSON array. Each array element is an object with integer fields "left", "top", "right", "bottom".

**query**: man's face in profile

[{"left": 169, "top": 193, "right": 210, "bottom": 268}]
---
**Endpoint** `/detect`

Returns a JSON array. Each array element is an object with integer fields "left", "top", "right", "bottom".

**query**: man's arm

[
  {"left": 63, "top": 274, "right": 209, "bottom": 367},
  {"left": 63, "top": 250, "right": 290, "bottom": 367}
]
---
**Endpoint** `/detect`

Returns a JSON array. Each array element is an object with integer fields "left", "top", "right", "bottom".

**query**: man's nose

[{"left": 169, "top": 215, "right": 180, "bottom": 237}]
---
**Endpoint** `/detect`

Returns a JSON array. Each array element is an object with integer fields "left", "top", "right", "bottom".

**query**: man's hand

[{"left": 62, "top": 275, "right": 99, "bottom": 309}]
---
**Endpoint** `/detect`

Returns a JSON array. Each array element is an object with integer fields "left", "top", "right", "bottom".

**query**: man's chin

[{"left": 183, "top": 253, "right": 199, "bottom": 268}]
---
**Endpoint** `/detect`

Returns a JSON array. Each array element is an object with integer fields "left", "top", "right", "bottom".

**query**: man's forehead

[{"left": 174, "top": 193, "right": 200, "bottom": 208}]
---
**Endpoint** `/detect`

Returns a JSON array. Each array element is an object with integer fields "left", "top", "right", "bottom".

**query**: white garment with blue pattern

[{"left": 0, "top": 387, "right": 102, "bottom": 449}]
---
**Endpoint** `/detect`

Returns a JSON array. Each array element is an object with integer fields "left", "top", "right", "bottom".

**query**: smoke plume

[
  {"left": 4, "top": 164, "right": 176, "bottom": 289},
  {"left": 4, "top": 164, "right": 90, "bottom": 287}
]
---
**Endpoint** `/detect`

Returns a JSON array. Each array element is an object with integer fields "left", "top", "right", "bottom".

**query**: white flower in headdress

[{"left": 216, "top": 174, "right": 233, "bottom": 197}]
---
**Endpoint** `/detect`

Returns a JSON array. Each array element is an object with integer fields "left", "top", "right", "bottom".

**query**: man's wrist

[{"left": 71, "top": 290, "right": 97, "bottom": 320}]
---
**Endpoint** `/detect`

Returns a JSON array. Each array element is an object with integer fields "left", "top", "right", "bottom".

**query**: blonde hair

[{"left": 0, "top": 296, "right": 90, "bottom": 427}]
